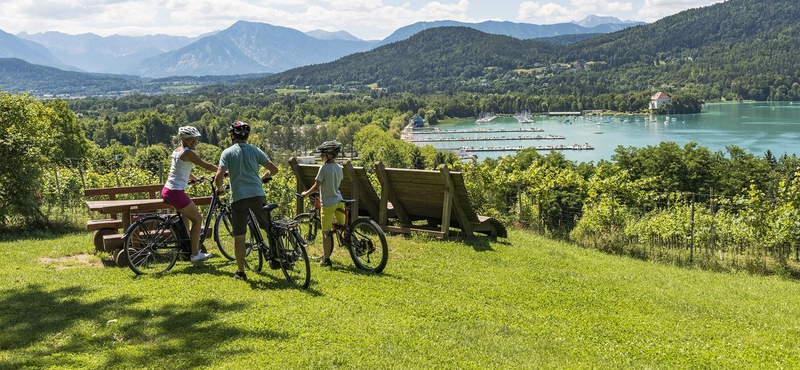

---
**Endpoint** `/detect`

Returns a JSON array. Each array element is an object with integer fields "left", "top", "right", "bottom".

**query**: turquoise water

[{"left": 413, "top": 102, "right": 800, "bottom": 163}]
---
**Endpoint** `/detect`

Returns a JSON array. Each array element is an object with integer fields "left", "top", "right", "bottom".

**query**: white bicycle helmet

[{"left": 178, "top": 126, "right": 201, "bottom": 138}]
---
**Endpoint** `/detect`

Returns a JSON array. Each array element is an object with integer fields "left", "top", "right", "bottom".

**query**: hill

[
  {"left": 0, "top": 58, "right": 149, "bottom": 96},
  {"left": 2, "top": 230, "right": 798, "bottom": 368},
  {"left": 378, "top": 19, "right": 644, "bottom": 45},
  {"left": 236, "top": 27, "right": 558, "bottom": 94},
  {"left": 233, "top": 0, "right": 800, "bottom": 100}
]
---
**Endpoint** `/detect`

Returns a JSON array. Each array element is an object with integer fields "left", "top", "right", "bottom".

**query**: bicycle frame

[
  {"left": 295, "top": 192, "right": 388, "bottom": 273},
  {"left": 128, "top": 176, "right": 225, "bottom": 253}
]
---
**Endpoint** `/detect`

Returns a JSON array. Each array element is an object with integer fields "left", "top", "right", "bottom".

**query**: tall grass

[{"left": 1, "top": 229, "right": 799, "bottom": 369}]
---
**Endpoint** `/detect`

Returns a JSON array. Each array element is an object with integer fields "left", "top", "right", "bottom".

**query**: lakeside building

[{"left": 649, "top": 92, "right": 671, "bottom": 110}]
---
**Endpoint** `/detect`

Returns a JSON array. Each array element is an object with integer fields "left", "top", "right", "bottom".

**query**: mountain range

[
  {"left": 232, "top": 0, "right": 800, "bottom": 101},
  {"left": 3, "top": 16, "right": 642, "bottom": 79}
]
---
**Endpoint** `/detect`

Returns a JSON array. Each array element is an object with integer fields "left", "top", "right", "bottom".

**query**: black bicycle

[
  {"left": 294, "top": 192, "right": 388, "bottom": 273},
  {"left": 121, "top": 176, "right": 224, "bottom": 275},
  {"left": 122, "top": 177, "right": 310, "bottom": 288},
  {"left": 214, "top": 181, "right": 311, "bottom": 289}
]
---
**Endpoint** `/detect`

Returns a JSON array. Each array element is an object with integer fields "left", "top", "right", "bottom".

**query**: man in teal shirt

[{"left": 215, "top": 121, "right": 279, "bottom": 281}]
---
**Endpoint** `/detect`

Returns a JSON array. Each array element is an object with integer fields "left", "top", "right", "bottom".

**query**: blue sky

[{"left": 1, "top": 0, "right": 725, "bottom": 40}]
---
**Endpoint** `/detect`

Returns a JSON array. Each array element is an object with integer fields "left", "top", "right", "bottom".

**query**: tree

[{"left": 0, "top": 93, "right": 89, "bottom": 226}]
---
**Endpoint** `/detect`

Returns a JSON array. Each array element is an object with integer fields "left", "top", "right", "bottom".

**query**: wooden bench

[
  {"left": 84, "top": 184, "right": 164, "bottom": 252},
  {"left": 374, "top": 162, "right": 507, "bottom": 239},
  {"left": 86, "top": 196, "right": 212, "bottom": 253}
]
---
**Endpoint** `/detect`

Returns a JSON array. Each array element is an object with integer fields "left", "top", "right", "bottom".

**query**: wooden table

[{"left": 85, "top": 196, "right": 212, "bottom": 250}]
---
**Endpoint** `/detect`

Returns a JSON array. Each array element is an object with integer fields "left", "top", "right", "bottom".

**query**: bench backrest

[
  {"left": 289, "top": 158, "right": 380, "bottom": 220},
  {"left": 84, "top": 184, "right": 163, "bottom": 200}
]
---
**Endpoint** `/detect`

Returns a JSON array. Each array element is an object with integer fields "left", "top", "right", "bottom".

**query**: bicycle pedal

[{"left": 269, "top": 259, "right": 281, "bottom": 270}]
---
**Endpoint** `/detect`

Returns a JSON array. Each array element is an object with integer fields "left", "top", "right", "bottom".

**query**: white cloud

[
  {"left": 637, "top": 0, "right": 723, "bottom": 22},
  {"left": 517, "top": 2, "right": 573, "bottom": 23},
  {"left": 0, "top": 0, "right": 728, "bottom": 40}
]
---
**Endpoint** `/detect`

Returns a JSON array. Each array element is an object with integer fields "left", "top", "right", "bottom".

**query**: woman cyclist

[{"left": 161, "top": 126, "right": 219, "bottom": 263}]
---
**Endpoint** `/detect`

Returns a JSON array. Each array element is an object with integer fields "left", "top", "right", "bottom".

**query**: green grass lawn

[{"left": 1, "top": 229, "right": 799, "bottom": 369}]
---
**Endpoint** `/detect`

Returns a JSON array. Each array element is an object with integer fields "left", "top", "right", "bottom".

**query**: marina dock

[
  {"left": 411, "top": 127, "right": 544, "bottom": 135},
  {"left": 455, "top": 144, "right": 594, "bottom": 152},
  {"left": 412, "top": 135, "right": 565, "bottom": 143}
]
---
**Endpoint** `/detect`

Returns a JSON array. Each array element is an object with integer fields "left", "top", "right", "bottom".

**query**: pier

[
  {"left": 453, "top": 144, "right": 594, "bottom": 152},
  {"left": 411, "top": 127, "right": 544, "bottom": 135},
  {"left": 412, "top": 135, "right": 565, "bottom": 143}
]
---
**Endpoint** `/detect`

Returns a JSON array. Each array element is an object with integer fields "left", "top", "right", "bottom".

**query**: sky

[{"left": 1, "top": 0, "right": 725, "bottom": 41}]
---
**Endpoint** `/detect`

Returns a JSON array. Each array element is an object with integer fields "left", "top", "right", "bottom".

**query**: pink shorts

[{"left": 161, "top": 187, "right": 193, "bottom": 210}]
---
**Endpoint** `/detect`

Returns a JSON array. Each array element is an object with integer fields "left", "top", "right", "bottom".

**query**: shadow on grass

[{"left": 0, "top": 283, "right": 286, "bottom": 369}]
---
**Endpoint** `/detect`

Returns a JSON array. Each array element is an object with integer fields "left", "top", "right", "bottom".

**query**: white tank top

[{"left": 164, "top": 147, "right": 194, "bottom": 190}]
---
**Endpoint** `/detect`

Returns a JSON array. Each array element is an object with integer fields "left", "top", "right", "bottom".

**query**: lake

[{"left": 411, "top": 102, "right": 800, "bottom": 163}]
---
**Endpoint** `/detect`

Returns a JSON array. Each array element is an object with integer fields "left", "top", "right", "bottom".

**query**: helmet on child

[
  {"left": 178, "top": 126, "right": 201, "bottom": 138},
  {"left": 316, "top": 141, "right": 342, "bottom": 156}
]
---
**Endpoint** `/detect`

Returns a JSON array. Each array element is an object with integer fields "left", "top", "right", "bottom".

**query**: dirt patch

[{"left": 39, "top": 253, "right": 104, "bottom": 270}]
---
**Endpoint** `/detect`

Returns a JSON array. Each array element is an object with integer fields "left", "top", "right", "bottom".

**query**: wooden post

[
  {"left": 439, "top": 165, "right": 473, "bottom": 237},
  {"left": 289, "top": 157, "right": 308, "bottom": 216},
  {"left": 343, "top": 161, "right": 359, "bottom": 219}
]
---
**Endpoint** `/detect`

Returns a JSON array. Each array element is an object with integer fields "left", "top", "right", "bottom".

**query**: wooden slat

[
  {"left": 86, "top": 218, "right": 123, "bottom": 231},
  {"left": 84, "top": 184, "right": 163, "bottom": 198}
]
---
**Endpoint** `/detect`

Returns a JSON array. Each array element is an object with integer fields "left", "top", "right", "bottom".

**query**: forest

[{"left": 3, "top": 87, "right": 799, "bottom": 277}]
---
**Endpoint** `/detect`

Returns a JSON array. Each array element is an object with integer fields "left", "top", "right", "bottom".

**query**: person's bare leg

[
  {"left": 177, "top": 202, "right": 202, "bottom": 256},
  {"left": 234, "top": 234, "right": 246, "bottom": 272}
]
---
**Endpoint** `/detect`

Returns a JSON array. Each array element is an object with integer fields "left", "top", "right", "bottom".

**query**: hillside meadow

[{"left": 1, "top": 229, "right": 799, "bottom": 369}]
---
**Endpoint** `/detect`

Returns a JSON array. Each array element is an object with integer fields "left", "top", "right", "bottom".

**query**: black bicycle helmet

[
  {"left": 316, "top": 140, "right": 342, "bottom": 156},
  {"left": 228, "top": 121, "right": 251, "bottom": 136}
]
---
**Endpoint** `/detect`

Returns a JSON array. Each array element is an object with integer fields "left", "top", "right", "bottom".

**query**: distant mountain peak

[
  {"left": 304, "top": 29, "right": 363, "bottom": 42},
  {"left": 574, "top": 15, "right": 638, "bottom": 28}
]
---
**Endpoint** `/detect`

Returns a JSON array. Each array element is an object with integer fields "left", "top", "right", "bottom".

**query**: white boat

[
  {"left": 476, "top": 112, "right": 497, "bottom": 123},
  {"left": 513, "top": 110, "right": 534, "bottom": 123}
]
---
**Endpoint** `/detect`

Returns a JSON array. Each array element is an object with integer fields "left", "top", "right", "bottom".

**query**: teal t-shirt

[{"left": 219, "top": 143, "right": 269, "bottom": 202}]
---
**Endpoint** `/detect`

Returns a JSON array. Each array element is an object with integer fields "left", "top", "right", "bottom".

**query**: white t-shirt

[{"left": 164, "top": 147, "right": 194, "bottom": 190}]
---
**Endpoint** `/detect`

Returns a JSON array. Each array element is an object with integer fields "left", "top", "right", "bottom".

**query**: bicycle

[
  {"left": 214, "top": 179, "right": 311, "bottom": 289},
  {"left": 123, "top": 177, "right": 311, "bottom": 288},
  {"left": 122, "top": 176, "right": 224, "bottom": 275},
  {"left": 294, "top": 192, "right": 388, "bottom": 273}
]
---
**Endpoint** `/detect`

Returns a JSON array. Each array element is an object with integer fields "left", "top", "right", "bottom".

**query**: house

[{"left": 649, "top": 92, "right": 671, "bottom": 110}]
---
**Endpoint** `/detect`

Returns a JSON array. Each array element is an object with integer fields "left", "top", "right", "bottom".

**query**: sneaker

[
  {"left": 190, "top": 252, "right": 211, "bottom": 263},
  {"left": 231, "top": 271, "right": 247, "bottom": 280},
  {"left": 320, "top": 257, "right": 332, "bottom": 267}
]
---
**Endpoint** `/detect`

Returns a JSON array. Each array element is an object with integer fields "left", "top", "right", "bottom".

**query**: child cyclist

[{"left": 300, "top": 141, "right": 345, "bottom": 267}]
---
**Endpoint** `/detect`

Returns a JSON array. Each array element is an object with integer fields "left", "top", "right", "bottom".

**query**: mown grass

[{"left": 1, "top": 229, "right": 799, "bottom": 369}]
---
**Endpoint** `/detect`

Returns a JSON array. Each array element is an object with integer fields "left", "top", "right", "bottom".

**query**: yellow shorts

[{"left": 321, "top": 202, "right": 346, "bottom": 232}]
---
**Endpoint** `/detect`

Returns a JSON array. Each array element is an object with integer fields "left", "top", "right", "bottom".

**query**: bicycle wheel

[
  {"left": 294, "top": 213, "right": 322, "bottom": 259},
  {"left": 245, "top": 219, "right": 263, "bottom": 272},
  {"left": 214, "top": 209, "right": 237, "bottom": 261},
  {"left": 123, "top": 215, "right": 182, "bottom": 275},
  {"left": 347, "top": 218, "right": 388, "bottom": 273},
  {"left": 277, "top": 228, "right": 311, "bottom": 289}
]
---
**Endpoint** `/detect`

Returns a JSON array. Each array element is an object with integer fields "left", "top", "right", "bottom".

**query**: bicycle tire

[
  {"left": 123, "top": 215, "right": 182, "bottom": 275},
  {"left": 214, "top": 209, "right": 237, "bottom": 261},
  {"left": 277, "top": 227, "right": 311, "bottom": 289},
  {"left": 347, "top": 218, "right": 389, "bottom": 273},
  {"left": 294, "top": 213, "right": 322, "bottom": 260},
  {"left": 245, "top": 216, "right": 263, "bottom": 272}
]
